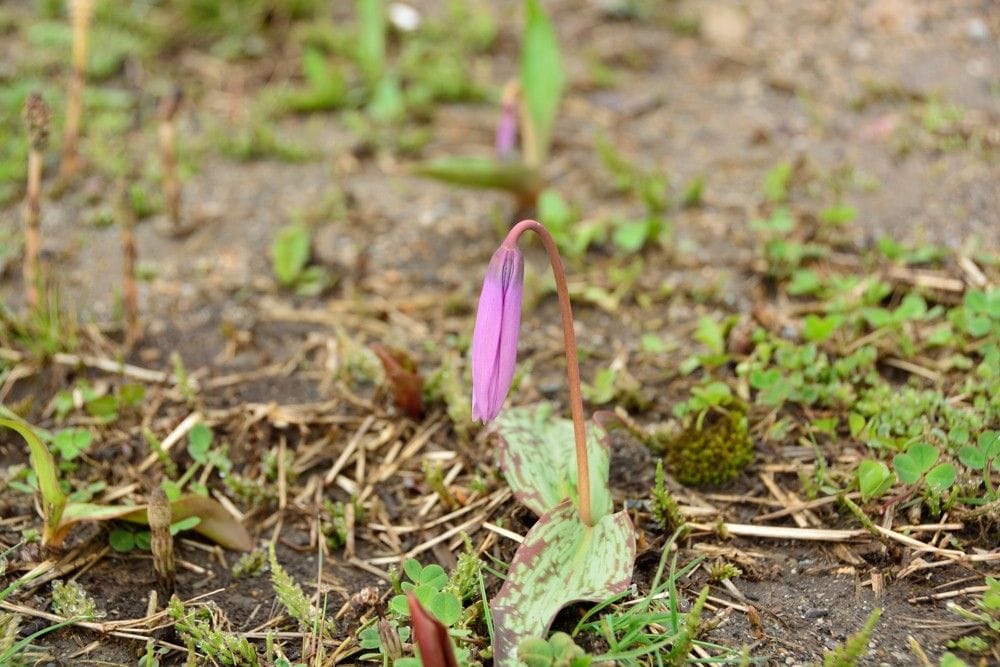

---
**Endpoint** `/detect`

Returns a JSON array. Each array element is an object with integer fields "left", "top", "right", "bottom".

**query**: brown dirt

[{"left": 1, "top": 0, "right": 997, "bottom": 665}]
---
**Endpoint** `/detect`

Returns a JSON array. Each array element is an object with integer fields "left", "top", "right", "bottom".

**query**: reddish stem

[{"left": 505, "top": 219, "right": 593, "bottom": 527}]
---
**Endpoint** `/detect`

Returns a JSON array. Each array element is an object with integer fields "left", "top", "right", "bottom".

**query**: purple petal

[
  {"left": 495, "top": 100, "right": 518, "bottom": 158},
  {"left": 471, "top": 245, "right": 524, "bottom": 422}
]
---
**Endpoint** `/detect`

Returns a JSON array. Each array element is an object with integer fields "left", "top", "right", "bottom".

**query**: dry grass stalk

[
  {"left": 59, "top": 0, "right": 94, "bottom": 180},
  {"left": 148, "top": 486, "right": 175, "bottom": 593},
  {"left": 158, "top": 87, "right": 183, "bottom": 229},
  {"left": 138, "top": 413, "right": 201, "bottom": 472},
  {"left": 22, "top": 92, "right": 49, "bottom": 310},
  {"left": 118, "top": 177, "right": 140, "bottom": 345}
]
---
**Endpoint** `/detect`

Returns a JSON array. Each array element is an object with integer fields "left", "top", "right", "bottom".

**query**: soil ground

[{"left": 0, "top": 0, "right": 997, "bottom": 665}]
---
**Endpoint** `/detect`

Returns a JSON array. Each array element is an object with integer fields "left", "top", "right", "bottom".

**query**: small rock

[
  {"left": 849, "top": 40, "right": 872, "bottom": 62},
  {"left": 314, "top": 225, "right": 360, "bottom": 269},
  {"left": 701, "top": 5, "right": 749, "bottom": 55},
  {"left": 966, "top": 17, "right": 989, "bottom": 41},
  {"left": 388, "top": 3, "right": 420, "bottom": 32}
]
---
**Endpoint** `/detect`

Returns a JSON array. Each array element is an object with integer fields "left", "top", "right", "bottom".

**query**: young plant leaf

[
  {"left": 109, "top": 528, "right": 136, "bottom": 552},
  {"left": 272, "top": 224, "right": 311, "bottom": 286},
  {"left": 892, "top": 453, "right": 922, "bottom": 485},
  {"left": 519, "top": 0, "right": 564, "bottom": 167},
  {"left": 959, "top": 445, "right": 986, "bottom": 470},
  {"left": 490, "top": 498, "right": 635, "bottom": 666},
  {"left": 893, "top": 442, "right": 939, "bottom": 485},
  {"left": 54, "top": 495, "right": 252, "bottom": 551},
  {"left": 371, "top": 343, "right": 424, "bottom": 419},
  {"left": 858, "top": 459, "right": 892, "bottom": 502},
  {"left": 925, "top": 462, "right": 956, "bottom": 493},
  {"left": 493, "top": 404, "right": 613, "bottom": 519},
  {"left": 413, "top": 156, "right": 541, "bottom": 195},
  {"left": 356, "top": 0, "right": 385, "bottom": 86},
  {"left": 0, "top": 418, "right": 66, "bottom": 546}
]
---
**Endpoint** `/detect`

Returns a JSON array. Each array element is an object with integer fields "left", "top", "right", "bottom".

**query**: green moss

[
  {"left": 650, "top": 460, "right": 687, "bottom": 534},
  {"left": 822, "top": 608, "right": 881, "bottom": 667},
  {"left": 662, "top": 410, "right": 753, "bottom": 487}
]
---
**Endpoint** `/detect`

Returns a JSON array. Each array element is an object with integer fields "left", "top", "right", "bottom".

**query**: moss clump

[
  {"left": 663, "top": 410, "right": 753, "bottom": 486},
  {"left": 651, "top": 460, "right": 687, "bottom": 535}
]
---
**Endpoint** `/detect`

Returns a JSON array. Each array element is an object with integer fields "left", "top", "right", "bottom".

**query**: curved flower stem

[{"left": 505, "top": 219, "right": 593, "bottom": 527}]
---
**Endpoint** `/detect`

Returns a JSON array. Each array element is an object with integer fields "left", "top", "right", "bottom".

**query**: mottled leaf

[
  {"left": 490, "top": 499, "right": 635, "bottom": 666},
  {"left": 413, "top": 157, "right": 541, "bottom": 195},
  {"left": 493, "top": 404, "right": 613, "bottom": 519}
]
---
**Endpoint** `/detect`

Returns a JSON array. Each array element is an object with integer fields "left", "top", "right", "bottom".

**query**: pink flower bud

[{"left": 471, "top": 243, "right": 524, "bottom": 422}]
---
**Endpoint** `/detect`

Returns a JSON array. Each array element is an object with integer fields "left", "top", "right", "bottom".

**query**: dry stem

[
  {"left": 119, "top": 177, "right": 141, "bottom": 345},
  {"left": 158, "top": 87, "right": 183, "bottom": 229},
  {"left": 22, "top": 92, "right": 49, "bottom": 309},
  {"left": 60, "top": 0, "right": 94, "bottom": 180},
  {"left": 148, "top": 486, "right": 175, "bottom": 593}
]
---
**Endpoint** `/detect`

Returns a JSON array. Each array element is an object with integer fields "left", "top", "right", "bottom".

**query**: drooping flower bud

[{"left": 471, "top": 243, "right": 524, "bottom": 422}]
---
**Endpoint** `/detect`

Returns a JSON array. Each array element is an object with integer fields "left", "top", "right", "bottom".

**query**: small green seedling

[
  {"left": 582, "top": 365, "right": 641, "bottom": 408},
  {"left": 269, "top": 544, "right": 335, "bottom": 637},
  {"left": 959, "top": 430, "right": 999, "bottom": 501},
  {"left": 390, "top": 559, "right": 462, "bottom": 627},
  {"left": 278, "top": 48, "right": 348, "bottom": 113},
  {"left": 51, "top": 580, "right": 100, "bottom": 619},
  {"left": 168, "top": 597, "right": 259, "bottom": 665},
  {"left": 358, "top": 619, "right": 411, "bottom": 663},
  {"left": 271, "top": 224, "right": 331, "bottom": 296},
  {"left": 818, "top": 203, "right": 857, "bottom": 227},
  {"left": 762, "top": 161, "right": 793, "bottom": 203},
  {"left": 52, "top": 381, "right": 145, "bottom": 423},
  {"left": 679, "top": 316, "right": 733, "bottom": 374},
  {"left": 750, "top": 207, "right": 827, "bottom": 278},
  {"left": 596, "top": 135, "right": 668, "bottom": 214},
  {"left": 822, "top": 608, "right": 882, "bottom": 667},
  {"left": 50, "top": 428, "right": 93, "bottom": 462},
  {"left": 858, "top": 459, "right": 893, "bottom": 502},
  {"left": 950, "top": 287, "right": 1000, "bottom": 339},
  {"left": 518, "top": 632, "right": 591, "bottom": 667},
  {"left": 946, "top": 576, "right": 999, "bottom": 652},
  {"left": 108, "top": 517, "right": 200, "bottom": 553},
  {"left": 876, "top": 237, "right": 946, "bottom": 265},
  {"left": 892, "top": 442, "right": 957, "bottom": 494}
]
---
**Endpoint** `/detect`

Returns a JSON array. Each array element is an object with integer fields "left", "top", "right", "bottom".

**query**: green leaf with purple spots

[
  {"left": 490, "top": 499, "right": 635, "bottom": 666},
  {"left": 493, "top": 404, "right": 613, "bottom": 519}
]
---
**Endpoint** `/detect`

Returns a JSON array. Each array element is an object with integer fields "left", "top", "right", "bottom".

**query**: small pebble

[
  {"left": 388, "top": 3, "right": 420, "bottom": 32},
  {"left": 966, "top": 17, "right": 989, "bottom": 41}
]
